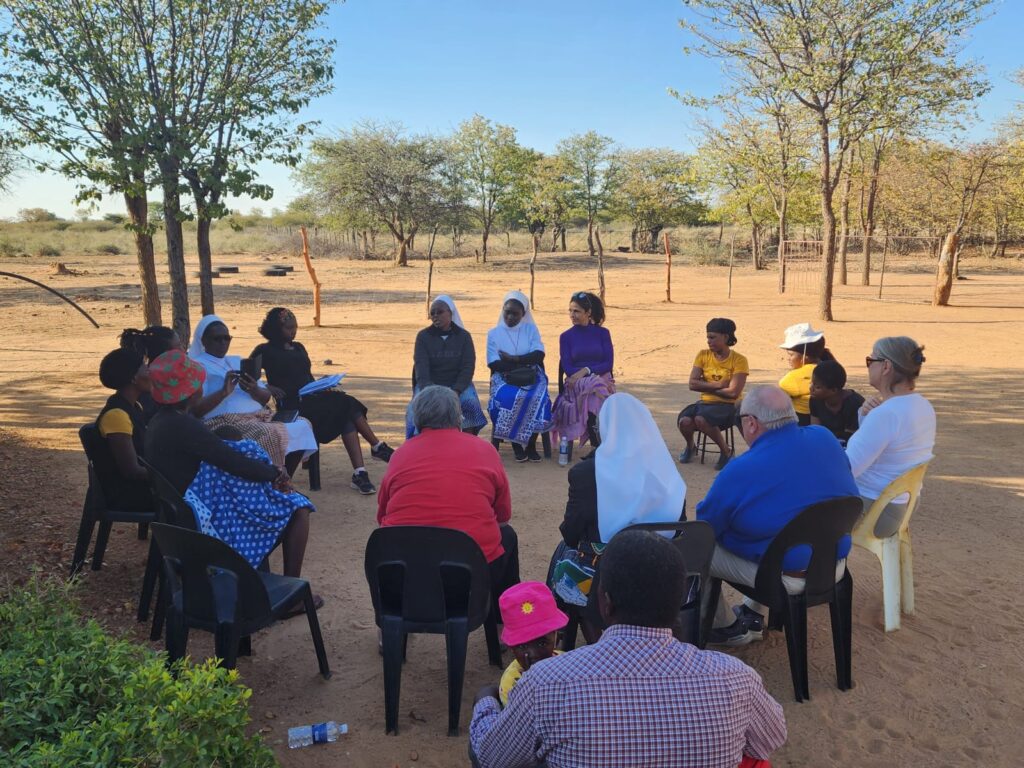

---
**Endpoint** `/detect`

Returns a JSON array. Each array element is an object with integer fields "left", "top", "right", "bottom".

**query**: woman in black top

[
  {"left": 94, "top": 348, "right": 153, "bottom": 511},
  {"left": 252, "top": 307, "right": 394, "bottom": 495}
]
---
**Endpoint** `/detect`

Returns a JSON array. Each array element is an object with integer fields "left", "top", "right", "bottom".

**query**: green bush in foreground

[{"left": 0, "top": 578, "right": 276, "bottom": 767}]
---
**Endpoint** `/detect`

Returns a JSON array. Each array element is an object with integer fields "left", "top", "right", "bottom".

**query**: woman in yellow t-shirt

[
  {"left": 778, "top": 322, "right": 833, "bottom": 425},
  {"left": 677, "top": 318, "right": 748, "bottom": 471}
]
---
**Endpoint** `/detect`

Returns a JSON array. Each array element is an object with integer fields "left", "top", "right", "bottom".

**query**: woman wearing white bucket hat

[{"left": 778, "top": 322, "right": 833, "bottom": 425}]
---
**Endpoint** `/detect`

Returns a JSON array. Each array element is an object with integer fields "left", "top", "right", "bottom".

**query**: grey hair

[
  {"left": 873, "top": 336, "right": 925, "bottom": 386},
  {"left": 411, "top": 385, "right": 462, "bottom": 430},
  {"left": 740, "top": 384, "right": 797, "bottom": 431}
]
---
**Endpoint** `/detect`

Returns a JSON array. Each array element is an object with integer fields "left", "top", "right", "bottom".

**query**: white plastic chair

[{"left": 852, "top": 461, "right": 930, "bottom": 632}]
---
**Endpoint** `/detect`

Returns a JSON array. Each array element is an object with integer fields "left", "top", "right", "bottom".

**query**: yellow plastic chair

[{"left": 852, "top": 461, "right": 930, "bottom": 632}]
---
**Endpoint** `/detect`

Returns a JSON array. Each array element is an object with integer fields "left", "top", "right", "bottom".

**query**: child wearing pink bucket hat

[{"left": 497, "top": 581, "right": 568, "bottom": 706}]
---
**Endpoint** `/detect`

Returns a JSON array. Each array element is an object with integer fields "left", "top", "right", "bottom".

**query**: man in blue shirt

[{"left": 697, "top": 385, "right": 859, "bottom": 646}]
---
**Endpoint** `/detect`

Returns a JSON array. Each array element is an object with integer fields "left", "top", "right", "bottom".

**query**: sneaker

[
  {"left": 512, "top": 443, "right": 528, "bottom": 462},
  {"left": 351, "top": 470, "right": 377, "bottom": 495},
  {"left": 526, "top": 447, "right": 543, "bottom": 462},
  {"left": 709, "top": 618, "right": 761, "bottom": 647},
  {"left": 715, "top": 450, "right": 734, "bottom": 471},
  {"left": 733, "top": 604, "right": 765, "bottom": 634},
  {"left": 371, "top": 442, "right": 395, "bottom": 463},
  {"left": 678, "top": 446, "right": 694, "bottom": 464}
]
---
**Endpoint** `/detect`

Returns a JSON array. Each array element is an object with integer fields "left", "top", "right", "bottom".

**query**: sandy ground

[{"left": 2, "top": 248, "right": 1024, "bottom": 767}]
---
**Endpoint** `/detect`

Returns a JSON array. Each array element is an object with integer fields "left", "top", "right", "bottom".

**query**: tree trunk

[
  {"left": 587, "top": 218, "right": 595, "bottom": 259},
  {"left": 933, "top": 231, "right": 958, "bottom": 306},
  {"left": 776, "top": 197, "right": 787, "bottom": 289},
  {"left": 481, "top": 227, "right": 489, "bottom": 263},
  {"left": 424, "top": 224, "right": 439, "bottom": 314},
  {"left": 159, "top": 161, "right": 190, "bottom": 341},
  {"left": 816, "top": 119, "right": 837, "bottom": 322},
  {"left": 717, "top": 219, "right": 724, "bottom": 246},
  {"left": 560, "top": 226, "right": 566, "bottom": 252},
  {"left": 630, "top": 227, "right": 638, "bottom": 252},
  {"left": 648, "top": 225, "right": 663, "bottom": 253},
  {"left": 860, "top": 153, "right": 881, "bottom": 286},
  {"left": 123, "top": 190, "right": 162, "bottom": 326},
  {"left": 195, "top": 217, "right": 215, "bottom": 315},
  {"left": 396, "top": 235, "right": 411, "bottom": 267},
  {"left": 530, "top": 231, "right": 540, "bottom": 309},
  {"left": 594, "top": 226, "right": 605, "bottom": 302},
  {"left": 837, "top": 160, "right": 853, "bottom": 286}
]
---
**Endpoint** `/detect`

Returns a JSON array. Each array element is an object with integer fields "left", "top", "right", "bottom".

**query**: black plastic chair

[
  {"left": 364, "top": 526, "right": 502, "bottom": 736},
  {"left": 149, "top": 522, "right": 330, "bottom": 678},
  {"left": 625, "top": 520, "right": 716, "bottom": 648},
  {"left": 71, "top": 424, "right": 157, "bottom": 576},
  {"left": 705, "top": 496, "right": 863, "bottom": 702}
]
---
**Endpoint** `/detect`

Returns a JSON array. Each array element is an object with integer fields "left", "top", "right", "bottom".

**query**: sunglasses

[
  {"left": 865, "top": 356, "right": 885, "bottom": 367},
  {"left": 206, "top": 334, "right": 232, "bottom": 343},
  {"left": 429, "top": 308, "right": 451, "bottom": 316}
]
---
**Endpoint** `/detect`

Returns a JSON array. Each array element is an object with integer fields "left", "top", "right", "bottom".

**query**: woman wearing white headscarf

[
  {"left": 486, "top": 290, "right": 552, "bottom": 462},
  {"left": 407, "top": 295, "right": 487, "bottom": 437},
  {"left": 188, "top": 314, "right": 317, "bottom": 470}
]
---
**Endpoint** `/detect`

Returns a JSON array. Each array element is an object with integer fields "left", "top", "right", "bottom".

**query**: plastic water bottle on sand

[
  {"left": 288, "top": 720, "right": 348, "bottom": 749},
  {"left": 558, "top": 436, "right": 569, "bottom": 466}
]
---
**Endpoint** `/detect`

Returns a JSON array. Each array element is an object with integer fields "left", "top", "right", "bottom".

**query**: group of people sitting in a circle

[{"left": 88, "top": 291, "right": 936, "bottom": 767}]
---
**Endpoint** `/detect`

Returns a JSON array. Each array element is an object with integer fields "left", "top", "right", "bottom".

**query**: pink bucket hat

[{"left": 499, "top": 582, "right": 568, "bottom": 647}]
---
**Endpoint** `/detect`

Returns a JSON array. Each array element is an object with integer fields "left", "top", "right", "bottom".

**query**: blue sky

[{"left": 1, "top": 0, "right": 1020, "bottom": 219}]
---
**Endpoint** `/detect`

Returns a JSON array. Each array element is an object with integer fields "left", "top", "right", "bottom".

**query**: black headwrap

[{"left": 706, "top": 317, "right": 738, "bottom": 346}]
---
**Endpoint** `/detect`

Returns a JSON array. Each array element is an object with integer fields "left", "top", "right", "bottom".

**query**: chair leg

[
  {"left": 381, "top": 620, "right": 404, "bottom": 734},
  {"left": 214, "top": 621, "right": 241, "bottom": 670},
  {"left": 829, "top": 571, "right": 854, "bottom": 691},
  {"left": 137, "top": 539, "right": 160, "bottom": 622},
  {"left": 484, "top": 609, "right": 502, "bottom": 667},
  {"left": 137, "top": 522, "right": 149, "bottom": 540},
  {"left": 697, "top": 431, "right": 707, "bottom": 464},
  {"left": 880, "top": 536, "right": 902, "bottom": 631},
  {"left": 303, "top": 588, "right": 332, "bottom": 679},
  {"left": 900, "top": 534, "right": 915, "bottom": 616},
  {"left": 542, "top": 432, "right": 552, "bottom": 458},
  {"left": 237, "top": 635, "right": 253, "bottom": 657},
  {"left": 165, "top": 605, "right": 187, "bottom": 666},
  {"left": 70, "top": 502, "right": 97, "bottom": 577},
  {"left": 701, "top": 579, "right": 722, "bottom": 648},
  {"left": 150, "top": 574, "right": 167, "bottom": 641},
  {"left": 91, "top": 520, "right": 113, "bottom": 570},
  {"left": 307, "top": 450, "right": 321, "bottom": 492},
  {"left": 783, "top": 596, "right": 809, "bottom": 702},
  {"left": 444, "top": 618, "right": 471, "bottom": 737}
]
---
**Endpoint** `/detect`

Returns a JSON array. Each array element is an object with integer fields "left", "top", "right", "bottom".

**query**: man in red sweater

[{"left": 378, "top": 386, "right": 519, "bottom": 600}]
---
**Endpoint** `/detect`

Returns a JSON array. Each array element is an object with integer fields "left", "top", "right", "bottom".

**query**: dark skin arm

[
  {"left": 688, "top": 366, "right": 748, "bottom": 400},
  {"left": 107, "top": 433, "right": 149, "bottom": 483}
]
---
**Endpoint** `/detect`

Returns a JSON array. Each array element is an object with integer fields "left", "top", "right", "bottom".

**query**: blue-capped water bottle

[
  {"left": 558, "top": 436, "right": 569, "bottom": 466},
  {"left": 287, "top": 720, "right": 348, "bottom": 749}
]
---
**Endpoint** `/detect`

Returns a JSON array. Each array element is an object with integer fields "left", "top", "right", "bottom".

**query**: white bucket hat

[{"left": 779, "top": 322, "right": 825, "bottom": 349}]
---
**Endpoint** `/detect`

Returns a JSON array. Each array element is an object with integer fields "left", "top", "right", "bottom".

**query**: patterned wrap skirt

[
  {"left": 184, "top": 439, "right": 315, "bottom": 568},
  {"left": 205, "top": 407, "right": 290, "bottom": 465},
  {"left": 551, "top": 372, "right": 615, "bottom": 444},
  {"left": 487, "top": 369, "right": 552, "bottom": 446},
  {"left": 406, "top": 383, "right": 487, "bottom": 438}
]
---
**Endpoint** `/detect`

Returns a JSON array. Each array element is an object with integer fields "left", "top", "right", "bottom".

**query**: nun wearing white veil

[
  {"left": 559, "top": 393, "right": 687, "bottom": 554},
  {"left": 485, "top": 290, "right": 552, "bottom": 461},
  {"left": 407, "top": 294, "right": 487, "bottom": 437}
]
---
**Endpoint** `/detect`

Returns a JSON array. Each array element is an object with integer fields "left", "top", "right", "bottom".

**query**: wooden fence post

[
  {"left": 877, "top": 233, "right": 890, "bottom": 300},
  {"left": 299, "top": 226, "right": 321, "bottom": 327},
  {"left": 595, "top": 227, "right": 606, "bottom": 303},
  {"left": 425, "top": 224, "right": 439, "bottom": 315},
  {"left": 728, "top": 236, "right": 735, "bottom": 299},
  {"left": 663, "top": 232, "right": 672, "bottom": 302},
  {"left": 779, "top": 240, "right": 787, "bottom": 294}
]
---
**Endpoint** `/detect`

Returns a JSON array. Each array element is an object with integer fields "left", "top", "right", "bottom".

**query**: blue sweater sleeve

[
  {"left": 696, "top": 468, "right": 736, "bottom": 540},
  {"left": 593, "top": 327, "right": 613, "bottom": 375}
]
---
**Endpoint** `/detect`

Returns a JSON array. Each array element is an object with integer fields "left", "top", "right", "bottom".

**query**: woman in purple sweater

[{"left": 552, "top": 291, "right": 615, "bottom": 451}]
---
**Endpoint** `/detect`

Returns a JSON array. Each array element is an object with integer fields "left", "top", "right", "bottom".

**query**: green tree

[
  {"left": 682, "top": 0, "right": 991, "bottom": 320},
  {"left": 607, "top": 148, "right": 705, "bottom": 253},
  {"left": 0, "top": 0, "right": 163, "bottom": 325},
  {"left": 16, "top": 207, "right": 57, "bottom": 222},
  {"left": 557, "top": 131, "right": 614, "bottom": 260},
  {"left": 301, "top": 123, "right": 446, "bottom": 266},
  {"left": 452, "top": 115, "right": 524, "bottom": 263}
]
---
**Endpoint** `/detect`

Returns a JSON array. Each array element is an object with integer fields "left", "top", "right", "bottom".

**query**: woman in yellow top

[
  {"left": 778, "top": 322, "right": 833, "bottom": 425},
  {"left": 677, "top": 318, "right": 748, "bottom": 470}
]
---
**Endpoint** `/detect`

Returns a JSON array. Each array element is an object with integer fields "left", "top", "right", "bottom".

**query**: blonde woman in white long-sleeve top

[{"left": 846, "top": 336, "right": 935, "bottom": 537}]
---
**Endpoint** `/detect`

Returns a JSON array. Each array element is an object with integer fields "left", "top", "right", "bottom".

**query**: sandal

[{"left": 283, "top": 593, "right": 324, "bottom": 620}]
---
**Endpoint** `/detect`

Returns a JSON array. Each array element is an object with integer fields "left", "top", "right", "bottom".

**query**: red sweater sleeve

[{"left": 490, "top": 454, "right": 512, "bottom": 524}]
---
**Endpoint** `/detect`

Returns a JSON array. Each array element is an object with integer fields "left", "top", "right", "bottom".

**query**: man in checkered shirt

[{"left": 469, "top": 530, "right": 786, "bottom": 768}]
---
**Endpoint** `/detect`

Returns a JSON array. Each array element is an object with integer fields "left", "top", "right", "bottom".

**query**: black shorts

[{"left": 677, "top": 401, "right": 737, "bottom": 429}]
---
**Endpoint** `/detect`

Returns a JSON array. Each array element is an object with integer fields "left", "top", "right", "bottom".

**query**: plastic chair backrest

[
  {"left": 78, "top": 423, "right": 105, "bottom": 464},
  {"left": 140, "top": 459, "right": 197, "bottom": 529},
  {"left": 364, "top": 526, "right": 492, "bottom": 630},
  {"left": 754, "top": 496, "right": 863, "bottom": 608},
  {"left": 79, "top": 424, "right": 113, "bottom": 508},
  {"left": 149, "top": 522, "right": 271, "bottom": 623},
  {"left": 624, "top": 521, "right": 715, "bottom": 591},
  {"left": 854, "top": 461, "right": 930, "bottom": 544}
]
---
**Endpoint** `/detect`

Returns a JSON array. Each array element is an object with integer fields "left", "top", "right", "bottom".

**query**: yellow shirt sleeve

[
  {"left": 98, "top": 408, "right": 134, "bottom": 437},
  {"left": 779, "top": 364, "right": 814, "bottom": 414},
  {"left": 498, "top": 659, "right": 523, "bottom": 707}
]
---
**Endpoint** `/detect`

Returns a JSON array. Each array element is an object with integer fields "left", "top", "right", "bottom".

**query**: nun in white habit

[{"left": 486, "top": 290, "right": 552, "bottom": 461}]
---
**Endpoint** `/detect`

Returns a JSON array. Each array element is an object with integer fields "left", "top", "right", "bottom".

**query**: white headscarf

[
  {"left": 431, "top": 294, "right": 465, "bottom": 331},
  {"left": 188, "top": 314, "right": 225, "bottom": 358},
  {"left": 594, "top": 393, "right": 687, "bottom": 542},
  {"left": 486, "top": 290, "right": 544, "bottom": 364}
]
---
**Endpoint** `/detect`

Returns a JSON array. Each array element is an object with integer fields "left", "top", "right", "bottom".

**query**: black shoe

[
  {"left": 526, "top": 447, "right": 542, "bottom": 462},
  {"left": 709, "top": 617, "right": 763, "bottom": 647},
  {"left": 371, "top": 442, "right": 394, "bottom": 463},
  {"left": 679, "top": 446, "right": 694, "bottom": 464},
  {"left": 351, "top": 470, "right": 377, "bottom": 495},
  {"left": 733, "top": 604, "right": 765, "bottom": 634},
  {"left": 715, "top": 450, "right": 734, "bottom": 471},
  {"left": 512, "top": 444, "right": 528, "bottom": 462}
]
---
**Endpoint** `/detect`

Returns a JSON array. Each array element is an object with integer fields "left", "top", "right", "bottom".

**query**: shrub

[
  {"left": 97, "top": 244, "right": 123, "bottom": 255},
  {"left": 0, "top": 240, "right": 17, "bottom": 257},
  {"left": 36, "top": 244, "right": 61, "bottom": 258},
  {"left": 0, "top": 578, "right": 277, "bottom": 768}
]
